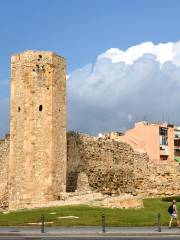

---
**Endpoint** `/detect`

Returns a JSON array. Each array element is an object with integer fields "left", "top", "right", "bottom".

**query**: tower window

[
  {"left": 18, "top": 106, "right": 21, "bottom": 112},
  {"left": 38, "top": 55, "right": 42, "bottom": 61},
  {"left": 39, "top": 105, "right": 43, "bottom": 111}
]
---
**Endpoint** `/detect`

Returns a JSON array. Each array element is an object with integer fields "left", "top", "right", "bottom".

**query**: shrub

[{"left": 162, "top": 196, "right": 180, "bottom": 202}]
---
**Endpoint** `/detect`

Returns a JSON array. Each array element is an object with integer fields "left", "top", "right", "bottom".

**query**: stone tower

[{"left": 8, "top": 51, "right": 67, "bottom": 210}]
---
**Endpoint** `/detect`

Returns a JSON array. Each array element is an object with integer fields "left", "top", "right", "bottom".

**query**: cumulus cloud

[
  {"left": 98, "top": 42, "right": 176, "bottom": 65},
  {"left": 1, "top": 41, "right": 180, "bottom": 138},
  {"left": 67, "top": 41, "right": 180, "bottom": 135}
]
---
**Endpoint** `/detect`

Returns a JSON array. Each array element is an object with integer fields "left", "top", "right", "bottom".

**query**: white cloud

[
  {"left": 98, "top": 42, "right": 175, "bottom": 65},
  {"left": 2, "top": 41, "right": 180, "bottom": 137},
  {"left": 67, "top": 41, "right": 180, "bottom": 135}
]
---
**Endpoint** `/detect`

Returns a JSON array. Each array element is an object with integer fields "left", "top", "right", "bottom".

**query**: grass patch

[{"left": 0, "top": 198, "right": 177, "bottom": 227}]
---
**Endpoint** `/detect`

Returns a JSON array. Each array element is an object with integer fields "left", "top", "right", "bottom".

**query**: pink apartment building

[{"left": 102, "top": 122, "right": 180, "bottom": 164}]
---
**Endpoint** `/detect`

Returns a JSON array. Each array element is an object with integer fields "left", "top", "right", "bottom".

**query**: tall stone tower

[{"left": 8, "top": 51, "right": 67, "bottom": 210}]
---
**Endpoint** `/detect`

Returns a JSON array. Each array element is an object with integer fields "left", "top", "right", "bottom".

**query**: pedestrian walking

[{"left": 168, "top": 199, "right": 180, "bottom": 228}]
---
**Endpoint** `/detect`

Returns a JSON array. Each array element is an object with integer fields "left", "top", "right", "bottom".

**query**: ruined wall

[
  {"left": 0, "top": 135, "right": 9, "bottom": 208},
  {"left": 8, "top": 51, "right": 67, "bottom": 210},
  {"left": 1, "top": 131, "right": 180, "bottom": 210},
  {"left": 67, "top": 132, "right": 149, "bottom": 195},
  {"left": 67, "top": 132, "right": 180, "bottom": 197},
  {"left": 140, "top": 164, "right": 180, "bottom": 196}
]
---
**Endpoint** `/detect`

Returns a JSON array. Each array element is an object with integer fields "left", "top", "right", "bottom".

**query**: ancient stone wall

[
  {"left": 1, "top": 131, "right": 180, "bottom": 210},
  {"left": 67, "top": 132, "right": 180, "bottom": 197},
  {"left": 140, "top": 164, "right": 180, "bottom": 196},
  {"left": 0, "top": 135, "right": 9, "bottom": 208},
  {"left": 67, "top": 132, "right": 149, "bottom": 195}
]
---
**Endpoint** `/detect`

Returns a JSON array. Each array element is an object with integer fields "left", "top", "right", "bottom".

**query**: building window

[
  {"left": 161, "top": 136, "right": 168, "bottom": 145},
  {"left": 160, "top": 155, "right": 168, "bottom": 160},
  {"left": 159, "top": 127, "right": 168, "bottom": 145}
]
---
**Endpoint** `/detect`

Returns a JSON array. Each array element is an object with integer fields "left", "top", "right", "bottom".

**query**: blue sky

[
  {"left": 1, "top": 0, "right": 180, "bottom": 137},
  {"left": 1, "top": 0, "right": 180, "bottom": 77}
]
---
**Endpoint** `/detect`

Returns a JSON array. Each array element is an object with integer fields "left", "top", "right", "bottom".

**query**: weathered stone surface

[
  {"left": 67, "top": 132, "right": 180, "bottom": 198},
  {"left": 76, "top": 172, "right": 91, "bottom": 192},
  {"left": 1, "top": 130, "right": 180, "bottom": 210},
  {"left": 0, "top": 135, "right": 9, "bottom": 209},
  {"left": 8, "top": 51, "right": 67, "bottom": 210},
  {"left": 91, "top": 195, "right": 143, "bottom": 208},
  {"left": 67, "top": 132, "right": 147, "bottom": 195}
]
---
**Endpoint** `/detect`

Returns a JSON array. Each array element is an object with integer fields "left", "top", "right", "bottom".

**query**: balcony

[
  {"left": 174, "top": 145, "right": 180, "bottom": 150},
  {"left": 160, "top": 145, "right": 169, "bottom": 155}
]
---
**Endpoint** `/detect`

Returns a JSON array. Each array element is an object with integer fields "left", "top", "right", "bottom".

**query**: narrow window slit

[{"left": 39, "top": 105, "right": 43, "bottom": 111}]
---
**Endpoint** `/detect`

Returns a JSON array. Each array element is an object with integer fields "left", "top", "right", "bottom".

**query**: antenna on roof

[
  {"left": 162, "top": 113, "right": 165, "bottom": 123},
  {"left": 143, "top": 114, "right": 147, "bottom": 122}
]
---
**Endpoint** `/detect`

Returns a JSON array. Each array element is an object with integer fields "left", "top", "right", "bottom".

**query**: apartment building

[
  {"left": 101, "top": 121, "right": 179, "bottom": 164},
  {"left": 174, "top": 127, "right": 180, "bottom": 162}
]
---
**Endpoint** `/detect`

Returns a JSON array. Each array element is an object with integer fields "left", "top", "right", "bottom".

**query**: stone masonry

[
  {"left": 1, "top": 51, "right": 180, "bottom": 210},
  {"left": 8, "top": 51, "right": 67, "bottom": 210},
  {"left": 0, "top": 135, "right": 9, "bottom": 208},
  {"left": 1, "top": 131, "right": 180, "bottom": 209},
  {"left": 67, "top": 132, "right": 180, "bottom": 197},
  {"left": 67, "top": 132, "right": 137, "bottom": 194}
]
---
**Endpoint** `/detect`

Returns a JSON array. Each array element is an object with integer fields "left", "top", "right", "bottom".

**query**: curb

[{"left": 0, "top": 232, "right": 180, "bottom": 237}]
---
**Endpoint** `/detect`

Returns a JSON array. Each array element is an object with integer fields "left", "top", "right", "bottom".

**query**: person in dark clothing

[{"left": 169, "top": 200, "right": 180, "bottom": 228}]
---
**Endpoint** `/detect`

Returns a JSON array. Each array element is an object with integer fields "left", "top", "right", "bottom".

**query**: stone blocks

[{"left": 8, "top": 51, "right": 67, "bottom": 210}]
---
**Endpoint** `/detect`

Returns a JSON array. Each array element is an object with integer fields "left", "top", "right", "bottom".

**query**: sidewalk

[{"left": 0, "top": 226, "right": 180, "bottom": 237}]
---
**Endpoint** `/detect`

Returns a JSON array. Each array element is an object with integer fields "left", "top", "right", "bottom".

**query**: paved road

[
  {"left": 1, "top": 237, "right": 180, "bottom": 240},
  {"left": 0, "top": 226, "right": 180, "bottom": 239}
]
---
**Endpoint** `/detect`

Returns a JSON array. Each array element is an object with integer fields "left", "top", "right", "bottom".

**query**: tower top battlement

[{"left": 11, "top": 51, "right": 66, "bottom": 69}]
